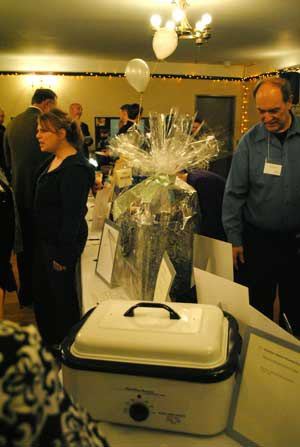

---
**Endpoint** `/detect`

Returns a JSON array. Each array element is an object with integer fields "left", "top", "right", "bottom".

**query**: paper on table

[
  {"left": 228, "top": 328, "right": 300, "bottom": 447},
  {"left": 249, "top": 305, "right": 300, "bottom": 346},
  {"left": 193, "top": 234, "right": 233, "bottom": 281},
  {"left": 153, "top": 252, "right": 176, "bottom": 302},
  {"left": 193, "top": 267, "right": 249, "bottom": 334},
  {"left": 194, "top": 266, "right": 300, "bottom": 345},
  {"left": 91, "top": 185, "right": 114, "bottom": 233},
  {"left": 95, "top": 220, "right": 119, "bottom": 286}
]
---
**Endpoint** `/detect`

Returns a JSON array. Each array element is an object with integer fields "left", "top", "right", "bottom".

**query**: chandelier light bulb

[
  {"left": 165, "top": 20, "right": 176, "bottom": 30},
  {"left": 201, "top": 13, "right": 212, "bottom": 26},
  {"left": 195, "top": 20, "right": 205, "bottom": 31},
  {"left": 172, "top": 7, "right": 185, "bottom": 23},
  {"left": 150, "top": 14, "right": 162, "bottom": 29}
]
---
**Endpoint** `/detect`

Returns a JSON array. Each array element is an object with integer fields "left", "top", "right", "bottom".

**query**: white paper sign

[
  {"left": 91, "top": 185, "right": 114, "bottom": 234},
  {"left": 114, "top": 167, "right": 133, "bottom": 188},
  {"left": 194, "top": 267, "right": 250, "bottom": 334},
  {"left": 193, "top": 234, "right": 233, "bottom": 281},
  {"left": 153, "top": 252, "right": 176, "bottom": 302},
  {"left": 95, "top": 220, "right": 120, "bottom": 286},
  {"left": 228, "top": 328, "right": 300, "bottom": 447}
]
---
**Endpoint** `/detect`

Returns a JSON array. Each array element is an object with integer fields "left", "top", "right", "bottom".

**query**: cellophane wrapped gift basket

[{"left": 110, "top": 110, "right": 219, "bottom": 301}]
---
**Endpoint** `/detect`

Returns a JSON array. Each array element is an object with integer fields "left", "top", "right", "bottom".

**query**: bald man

[
  {"left": 69, "top": 103, "right": 92, "bottom": 158},
  {"left": 222, "top": 77, "right": 300, "bottom": 335}
]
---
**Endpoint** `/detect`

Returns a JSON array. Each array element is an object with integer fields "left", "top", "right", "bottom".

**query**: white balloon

[
  {"left": 125, "top": 58, "right": 150, "bottom": 93},
  {"left": 152, "top": 28, "right": 178, "bottom": 60}
]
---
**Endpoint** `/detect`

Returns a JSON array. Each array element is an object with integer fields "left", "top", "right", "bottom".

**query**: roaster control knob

[{"left": 129, "top": 402, "right": 149, "bottom": 421}]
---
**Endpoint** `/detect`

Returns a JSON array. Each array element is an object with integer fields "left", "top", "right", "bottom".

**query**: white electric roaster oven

[{"left": 61, "top": 300, "right": 241, "bottom": 436}]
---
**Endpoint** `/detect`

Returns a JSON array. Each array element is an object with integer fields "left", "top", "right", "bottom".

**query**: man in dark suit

[
  {"left": 4, "top": 88, "right": 57, "bottom": 306},
  {"left": 69, "top": 103, "right": 93, "bottom": 158}
]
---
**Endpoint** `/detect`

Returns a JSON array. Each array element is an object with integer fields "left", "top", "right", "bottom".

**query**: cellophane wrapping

[{"left": 110, "top": 110, "right": 219, "bottom": 301}]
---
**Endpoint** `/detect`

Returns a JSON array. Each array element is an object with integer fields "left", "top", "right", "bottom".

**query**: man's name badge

[{"left": 263, "top": 160, "right": 282, "bottom": 176}]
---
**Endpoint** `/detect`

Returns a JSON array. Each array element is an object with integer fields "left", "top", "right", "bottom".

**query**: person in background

[
  {"left": 222, "top": 77, "right": 300, "bottom": 335},
  {"left": 33, "top": 108, "right": 94, "bottom": 354},
  {"left": 69, "top": 102, "right": 93, "bottom": 158},
  {"left": 177, "top": 115, "right": 226, "bottom": 241},
  {"left": 0, "top": 319, "right": 109, "bottom": 447},
  {"left": 4, "top": 88, "right": 57, "bottom": 307},
  {"left": 192, "top": 112, "right": 232, "bottom": 178},
  {"left": 119, "top": 103, "right": 129, "bottom": 129},
  {"left": 178, "top": 169, "right": 227, "bottom": 242},
  {"left": 0, "top": 168, "right": 18, "bottom": 319},
  {"left": 118, "top": 103, "right": 143, "bottom": 135},
  {"left": 191, "top": 111, "right": 211, "bottom": 138},
  {"left": 0, "top": 108, "right": 8, "bottom": 176}
]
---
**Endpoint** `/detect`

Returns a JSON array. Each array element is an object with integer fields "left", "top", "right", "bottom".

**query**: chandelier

[{"left": 150, "top": 0, "right": 212, "bottom": 46}]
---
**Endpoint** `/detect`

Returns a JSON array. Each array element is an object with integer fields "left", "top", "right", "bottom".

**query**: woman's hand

[{"left": 53, "top": 260, "right": 66, "bottom": 271}]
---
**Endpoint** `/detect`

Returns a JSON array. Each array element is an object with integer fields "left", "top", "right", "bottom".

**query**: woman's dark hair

[
  {"left": 38, "top": 108, "right": 82, "bottom": 148},
  {"left": 194, "top": 111, "right": 204, "bottom": 123},
  {"left": 128, "top": 103, "right": 143, "bottom": 120}
]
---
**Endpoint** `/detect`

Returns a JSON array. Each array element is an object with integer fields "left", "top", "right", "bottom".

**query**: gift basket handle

[{"left": 123, "top": 302, "right": 181, "bottom": 320}]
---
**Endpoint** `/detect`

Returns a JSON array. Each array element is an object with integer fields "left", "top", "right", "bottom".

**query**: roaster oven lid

[{"left": 70, "top": 300, "right": 229, "bottom": 369}]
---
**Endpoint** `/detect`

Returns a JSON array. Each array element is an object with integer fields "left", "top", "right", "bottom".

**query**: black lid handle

[{"left": 123, "top": 302, "right": 181, "bottom": 320}]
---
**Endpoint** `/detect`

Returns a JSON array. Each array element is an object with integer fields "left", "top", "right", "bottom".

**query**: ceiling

[{"left": 0, "top": 0, "right": 300, "bottom": 71}]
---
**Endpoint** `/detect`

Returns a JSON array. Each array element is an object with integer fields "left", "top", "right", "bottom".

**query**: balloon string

[
  {"left": 137, "top": 93, "right": 143, "bottom": 124},
  {"left": 150, "top": 60, "right": 160, "bottom": 85},
  {"left": 151, "top": 60, "right": 159, "bottom": 76}
]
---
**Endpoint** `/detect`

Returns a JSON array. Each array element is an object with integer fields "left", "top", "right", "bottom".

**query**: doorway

[{"left": 195, "top": 95, "right": 235, "bottom": 178}]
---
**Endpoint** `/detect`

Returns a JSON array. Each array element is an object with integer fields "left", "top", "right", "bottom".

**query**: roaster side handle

[{"left": 123, "top": 302, "right": 181, "bottom": 320}]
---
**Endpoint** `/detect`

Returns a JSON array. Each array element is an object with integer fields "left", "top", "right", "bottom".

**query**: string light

[
  {"left": 1, "top": 67, "right": 297, "bottom": 140},
  {"left": 0, "top": 68, "right": 290, "bottom": 82},
  {"left": 0, "top": 70, "right": 244, "bottom": 81},
  {"left": 240, "top": 83, "right": 250, "bottom": 135}
]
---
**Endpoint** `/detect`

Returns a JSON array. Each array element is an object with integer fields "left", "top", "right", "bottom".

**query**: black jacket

[
  {"left": 4, "top": 107, "right": 50, "bottom": 210},
  {"left": 117, "top": 121, "right": 134, "bottom": 135},
  {"left": 0, "top": 124, "right": 7, "bottom": 176},
  {"left": 34, "top": 152, "right": 95, "bottom": 265},
  {"left": 80, "top": 121, "right": 92, "bottom": 158},
  {"left": 187, "top": 169, "right": 227, "bottom": 242}
]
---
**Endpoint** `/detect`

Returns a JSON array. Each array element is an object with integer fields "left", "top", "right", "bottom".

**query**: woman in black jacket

[
  {"left": 0, "top": 168, "right": 18, "bottom": 319},
  {"left": 33, "top": 108, "right": 94, "bottom": 352}
]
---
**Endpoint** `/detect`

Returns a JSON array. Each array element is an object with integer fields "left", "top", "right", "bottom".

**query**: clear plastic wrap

[
  {"left": 111, "top": 111, "right": 219, "bottom": 301},
  {"left": 110, "top": 109, "right": 219, "bottom": 175}
]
